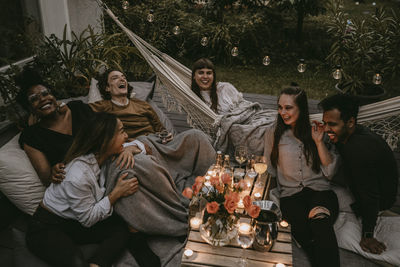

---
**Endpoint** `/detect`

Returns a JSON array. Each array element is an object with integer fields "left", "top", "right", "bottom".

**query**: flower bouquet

[{"left": 183, "top": 173, "right": 261, "bottom": 247}]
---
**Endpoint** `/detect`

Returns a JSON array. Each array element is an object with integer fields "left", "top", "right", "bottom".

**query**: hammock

[{"left": 95, "top": 0, "right": 400, "bottom": 150}]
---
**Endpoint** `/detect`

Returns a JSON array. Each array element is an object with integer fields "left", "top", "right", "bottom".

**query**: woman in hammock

[
  {"left": 26, "top": 112, "right": 160, "bottom": 267},
  {"left": 190, "top": 58, "right": 276, "bottom": 155},
  {"left": 263, "top": 85, "right": 340, "bottom": 267}
]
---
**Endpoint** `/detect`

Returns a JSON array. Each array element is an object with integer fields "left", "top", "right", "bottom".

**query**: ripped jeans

[{"left": 280, "top": 187, "right": 339, "bottom": 267}]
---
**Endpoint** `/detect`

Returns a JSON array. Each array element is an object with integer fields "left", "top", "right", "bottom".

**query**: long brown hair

[
  {"left": 64, "top": 112, "right": 118, "bottom": 164},
  {"left": 270, "top": 84, "right": 321, "bottom": 173},
  {"left": 191, "top": 58, "right": 219, "bottom": 112}
]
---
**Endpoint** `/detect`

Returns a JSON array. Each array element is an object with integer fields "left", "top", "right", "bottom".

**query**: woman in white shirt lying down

[{"left": 26, "top": 112, "right": 160, "bottom": 267}]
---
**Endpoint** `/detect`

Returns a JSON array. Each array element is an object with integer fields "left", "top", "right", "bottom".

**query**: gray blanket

[
  {"left": 104, "top": 129, "right": 215, "bottom": 267},
  {"left": 214, "top": 101, "right": 276, "bottom": 155}
]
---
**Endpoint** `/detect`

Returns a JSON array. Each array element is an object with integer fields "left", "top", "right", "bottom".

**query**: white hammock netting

[{"left": 96, "top": 0, "right": 400, "bottom": 150}]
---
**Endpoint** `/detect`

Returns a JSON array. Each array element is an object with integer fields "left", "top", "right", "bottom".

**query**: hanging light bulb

[
  {"left": 372, "top": 2, "right": 376, "bottom": 6},
  {"left": 147, "top": 10, "right": 154, "bottom": 23},
  {"left": 231, "top": 46, "right": 239, "bottom": 57},
  {"left": 262, "top": 56, "right": 271, "bottom": 66},
  {"left": 297, "top": 59, "right": 306, "bottom": 73},
  {"left": 332, "top": 65, "right": 342, "bottom": 80},
  {"left": 121, "top": 0, "right": 129, "bottom": 10},
  {"left": 372, "top": 73, "right": 382, "bottom": 85},
  {"left": 355, "top": 1, "right": 359, "bottom": 5},
  {"left": 172, "top": 25, "right": 181, "bottom": 35},
  {"left": 200, "top": 36, "right": 209, "bottom": 46}
]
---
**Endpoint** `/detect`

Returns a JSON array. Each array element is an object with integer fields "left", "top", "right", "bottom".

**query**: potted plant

[{"left": 325, "top": 0, "right": 400, "bottom": 104}]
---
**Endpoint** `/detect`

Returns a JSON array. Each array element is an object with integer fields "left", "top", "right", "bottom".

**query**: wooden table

[{"left": 182, "top": 172, "right": 293, "bottom": 267}]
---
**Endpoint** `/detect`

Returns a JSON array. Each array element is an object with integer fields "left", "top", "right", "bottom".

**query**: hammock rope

[{"left": 95, "top": 0, "right": 400, "bottom": 150}]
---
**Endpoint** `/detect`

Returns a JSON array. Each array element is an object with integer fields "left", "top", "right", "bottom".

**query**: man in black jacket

[{"left": 319, "top": 94, "right": 398, "bottom": 255}]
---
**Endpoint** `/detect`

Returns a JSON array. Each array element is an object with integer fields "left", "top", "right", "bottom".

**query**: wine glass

[
  {"left": 246, "top": 155, "right": 257, "bottom": 179},
  {"left": 157, "top": 130, "right": 169, "bottom": 144},
  {"left": 235, "top": 146, "right": 248, "bottom": 169},
  {"left": 236, "top": 220, "right": 255, "bottom": 267},
  {"left": 253, "top": 155, "right": 267, "bottom": 175}
]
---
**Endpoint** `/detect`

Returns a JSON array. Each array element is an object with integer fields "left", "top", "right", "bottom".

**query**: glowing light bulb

[
  {"left": 121, "top": 0, "right": 129, "bottom": 10},
  {"left": 172, "top": 25, "right": 180, "bottom": 35},
  {"left": 297, "top": 59, "right": 306, "bottom": 73},
  {"left": 355, "top": 1, "right": 359, "bottom": 5},
  {"left": 372, "top": 2, "right": 376, "bottom": 6},
  {"left": 147, "top": 10, "right": 154, "bottom": 22},
  {"left": 231, "top": 46, "right": 239, "bottom": 57},
  {"left": 332, "top": 65, "right": 342, "bottom": 80},
  {"left": 200, "top": 36, "right": 209, "bottom": 46},
  {"left": 372, "top": 73, "right": 382, "bottom": 85},
  {"left": 263, "top": 56, "right": 271, "bottom": 66}
]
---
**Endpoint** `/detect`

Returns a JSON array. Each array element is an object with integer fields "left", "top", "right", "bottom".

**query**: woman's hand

[
  {"left": 51, "top": 163, "right": 65, "bottom": 183},
  {"left": 108, "top": 173, "right": 139, "bottom": 205},
  {"left": 311, "top": 121, "right": 324, "bottom": 144},
  {"left": 114, "top": 146, "right": 138, "bottom": 169},
  {"left": 164, "top": 132, "right": 173, "bottom": 143}
]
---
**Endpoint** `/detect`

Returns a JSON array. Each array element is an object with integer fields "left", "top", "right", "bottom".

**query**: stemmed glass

[
  {"left": 236, "top": 219, "right": 255, "bottom": 267},
  {"left": 235, "top": 146, "right": 248, "bottom": 169},
  {"left": 253, "top": 155, "right": 267, "bottom": 176}
]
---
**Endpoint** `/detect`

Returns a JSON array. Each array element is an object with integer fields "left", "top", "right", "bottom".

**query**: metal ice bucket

[{"left": 252, "top": 200, "right": 282, "bottom": 252}]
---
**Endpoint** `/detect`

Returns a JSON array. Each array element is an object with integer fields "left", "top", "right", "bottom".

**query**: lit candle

[
  {"left": 254, "top": 192, "right": 261, "bottom": 200},
  {"left": 238, "top": 222, "right": 251, "bottom": 234},
  {"left": 280, "top": 220, "right": 289, "bottom": 228},
  {"left": 190, "top": 217, "right": 202, "bottom": 229},
  {"left": 246, "top": 182, "right": 251, "bottom": 188},
  {"left": 184, "top": 249, "right": 193, "bottom": 258},
  {"left": 275, "top": 263, "right": 286, "bottom": 267}
]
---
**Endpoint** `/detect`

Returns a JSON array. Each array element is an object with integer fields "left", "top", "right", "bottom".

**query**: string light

[
  {"left": 231, "top": 46, "right": 239, "bottom": 57},
  {"left": 372, "top": 73, "right": 382, "bottom": 85},
  {"left": 121, "top": 0, "right": 129, "bottom": 10},
  {"left": 372, "top": 2, "right": 376, "bottom": 6},
  {"left": 200, "top": 36, "right": 209, "bottom": 46},
  {"left": 297, "top": 59, "right": 306, "bottom": 73},
  {"left": 355, "top": 1, "right": 359, "bottom": 5},
  {"left": 332, "top": 65, "right": 342, "bottom": 80},
  {"left": 147, "top": 10, "right": 154, "bottom": 23},
  {"left": 262, "top": 56, "right": 271, "bottom": 66},
  {"left": 172, "top": 25, "right": 181, "bottom": 35}
]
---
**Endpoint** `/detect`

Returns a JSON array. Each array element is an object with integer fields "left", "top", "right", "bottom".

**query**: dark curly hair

[
  {"left": 270, "top": 83, "right": 321, "bottom": 173},
  {"left": 97, "top": 69, "right": 133, "bottom": 100},
  {"left": 15, "top": 67, "right": 51, "bottom": 111},
  {"left": 319, "top": 94, "right": 360, "bottom": 123},
  {"left": 191, "top": 58, "right": 218, "bottom": 113}
]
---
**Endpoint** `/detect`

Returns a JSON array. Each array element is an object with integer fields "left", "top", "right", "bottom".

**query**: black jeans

[
  {"left": 26, "top": 205, "right": 129, "bottom": 267},
  {"left": 280, "top": 187, "right": 340, "bottom": 267}
]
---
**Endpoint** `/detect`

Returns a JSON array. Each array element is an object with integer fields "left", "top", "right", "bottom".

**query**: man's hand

[
  {"left": 114, "top": 146, "right": 139, "bottom": 169},
  {"left": 51, "top": 163, "right": 65, "bottom": 183},
  {"left": 311, "top": 121, "right": 324, "bottom": 144},
  {"left": 360, "top": 237, "right": 386, "bottom": 254}
]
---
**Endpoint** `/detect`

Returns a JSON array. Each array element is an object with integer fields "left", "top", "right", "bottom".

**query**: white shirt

[
  {"left": 200, "top": 82, "right": 248, "bottom": 114},
  {"left": 43, "top": 154, "right": 112, "bottom": 227},
  {"left": 264, "top": 127, "right": 338, "bottom": 198}
]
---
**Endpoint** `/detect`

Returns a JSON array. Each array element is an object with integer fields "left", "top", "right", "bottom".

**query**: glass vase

[{"left": 199, "top": 216, "right": 237, "bottom": 247}]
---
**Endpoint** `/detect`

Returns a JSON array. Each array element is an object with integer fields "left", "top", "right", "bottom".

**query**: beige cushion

[{"left": 0, "top": 134, "right": 45, "bottom": 215}]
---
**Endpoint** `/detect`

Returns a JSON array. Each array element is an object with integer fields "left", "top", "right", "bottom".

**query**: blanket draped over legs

[
  {"left": 215, "top": 102, "right": 277, "bottom": 155},
  {"left": 138, "top": 129, "right": 216, "bottom": 192},
  {"left": 104, "top": 154, "right": 189, "bottom": 267}
]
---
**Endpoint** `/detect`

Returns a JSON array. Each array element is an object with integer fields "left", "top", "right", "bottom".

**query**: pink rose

[
  {"left": 221, "top": 173, "right": 232, "bottom": 185},
  {"left": 195, "top": 176, "right": 205, "bottom": 184},
  {"left": 224, "top": 192, "right": 240, "bottom": 214},
  {"left": 206, "top": 201, "right": 220, "bottom": 214},
  {"left": 192, "top": 181, "right": 203, "bottom": 195},
  {"left": 182, "top": 187, "right": 193, "bottom": 199},
  {"left": 215, "top": 184, "right": 224, "bottom": 193},
  {"left": 247, "top": 205, "right": 261, "bottom": 218},
  {"left": 243, "top": 195, "right": 252, "bottom": 209},
  {"left": 210, "top": 176, "right": 220, "bottom": 186}
]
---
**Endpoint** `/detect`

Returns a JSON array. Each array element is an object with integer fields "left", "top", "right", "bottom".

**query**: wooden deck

[{"left": 151, "top": 89, "right": 320, "bottom": 134}]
